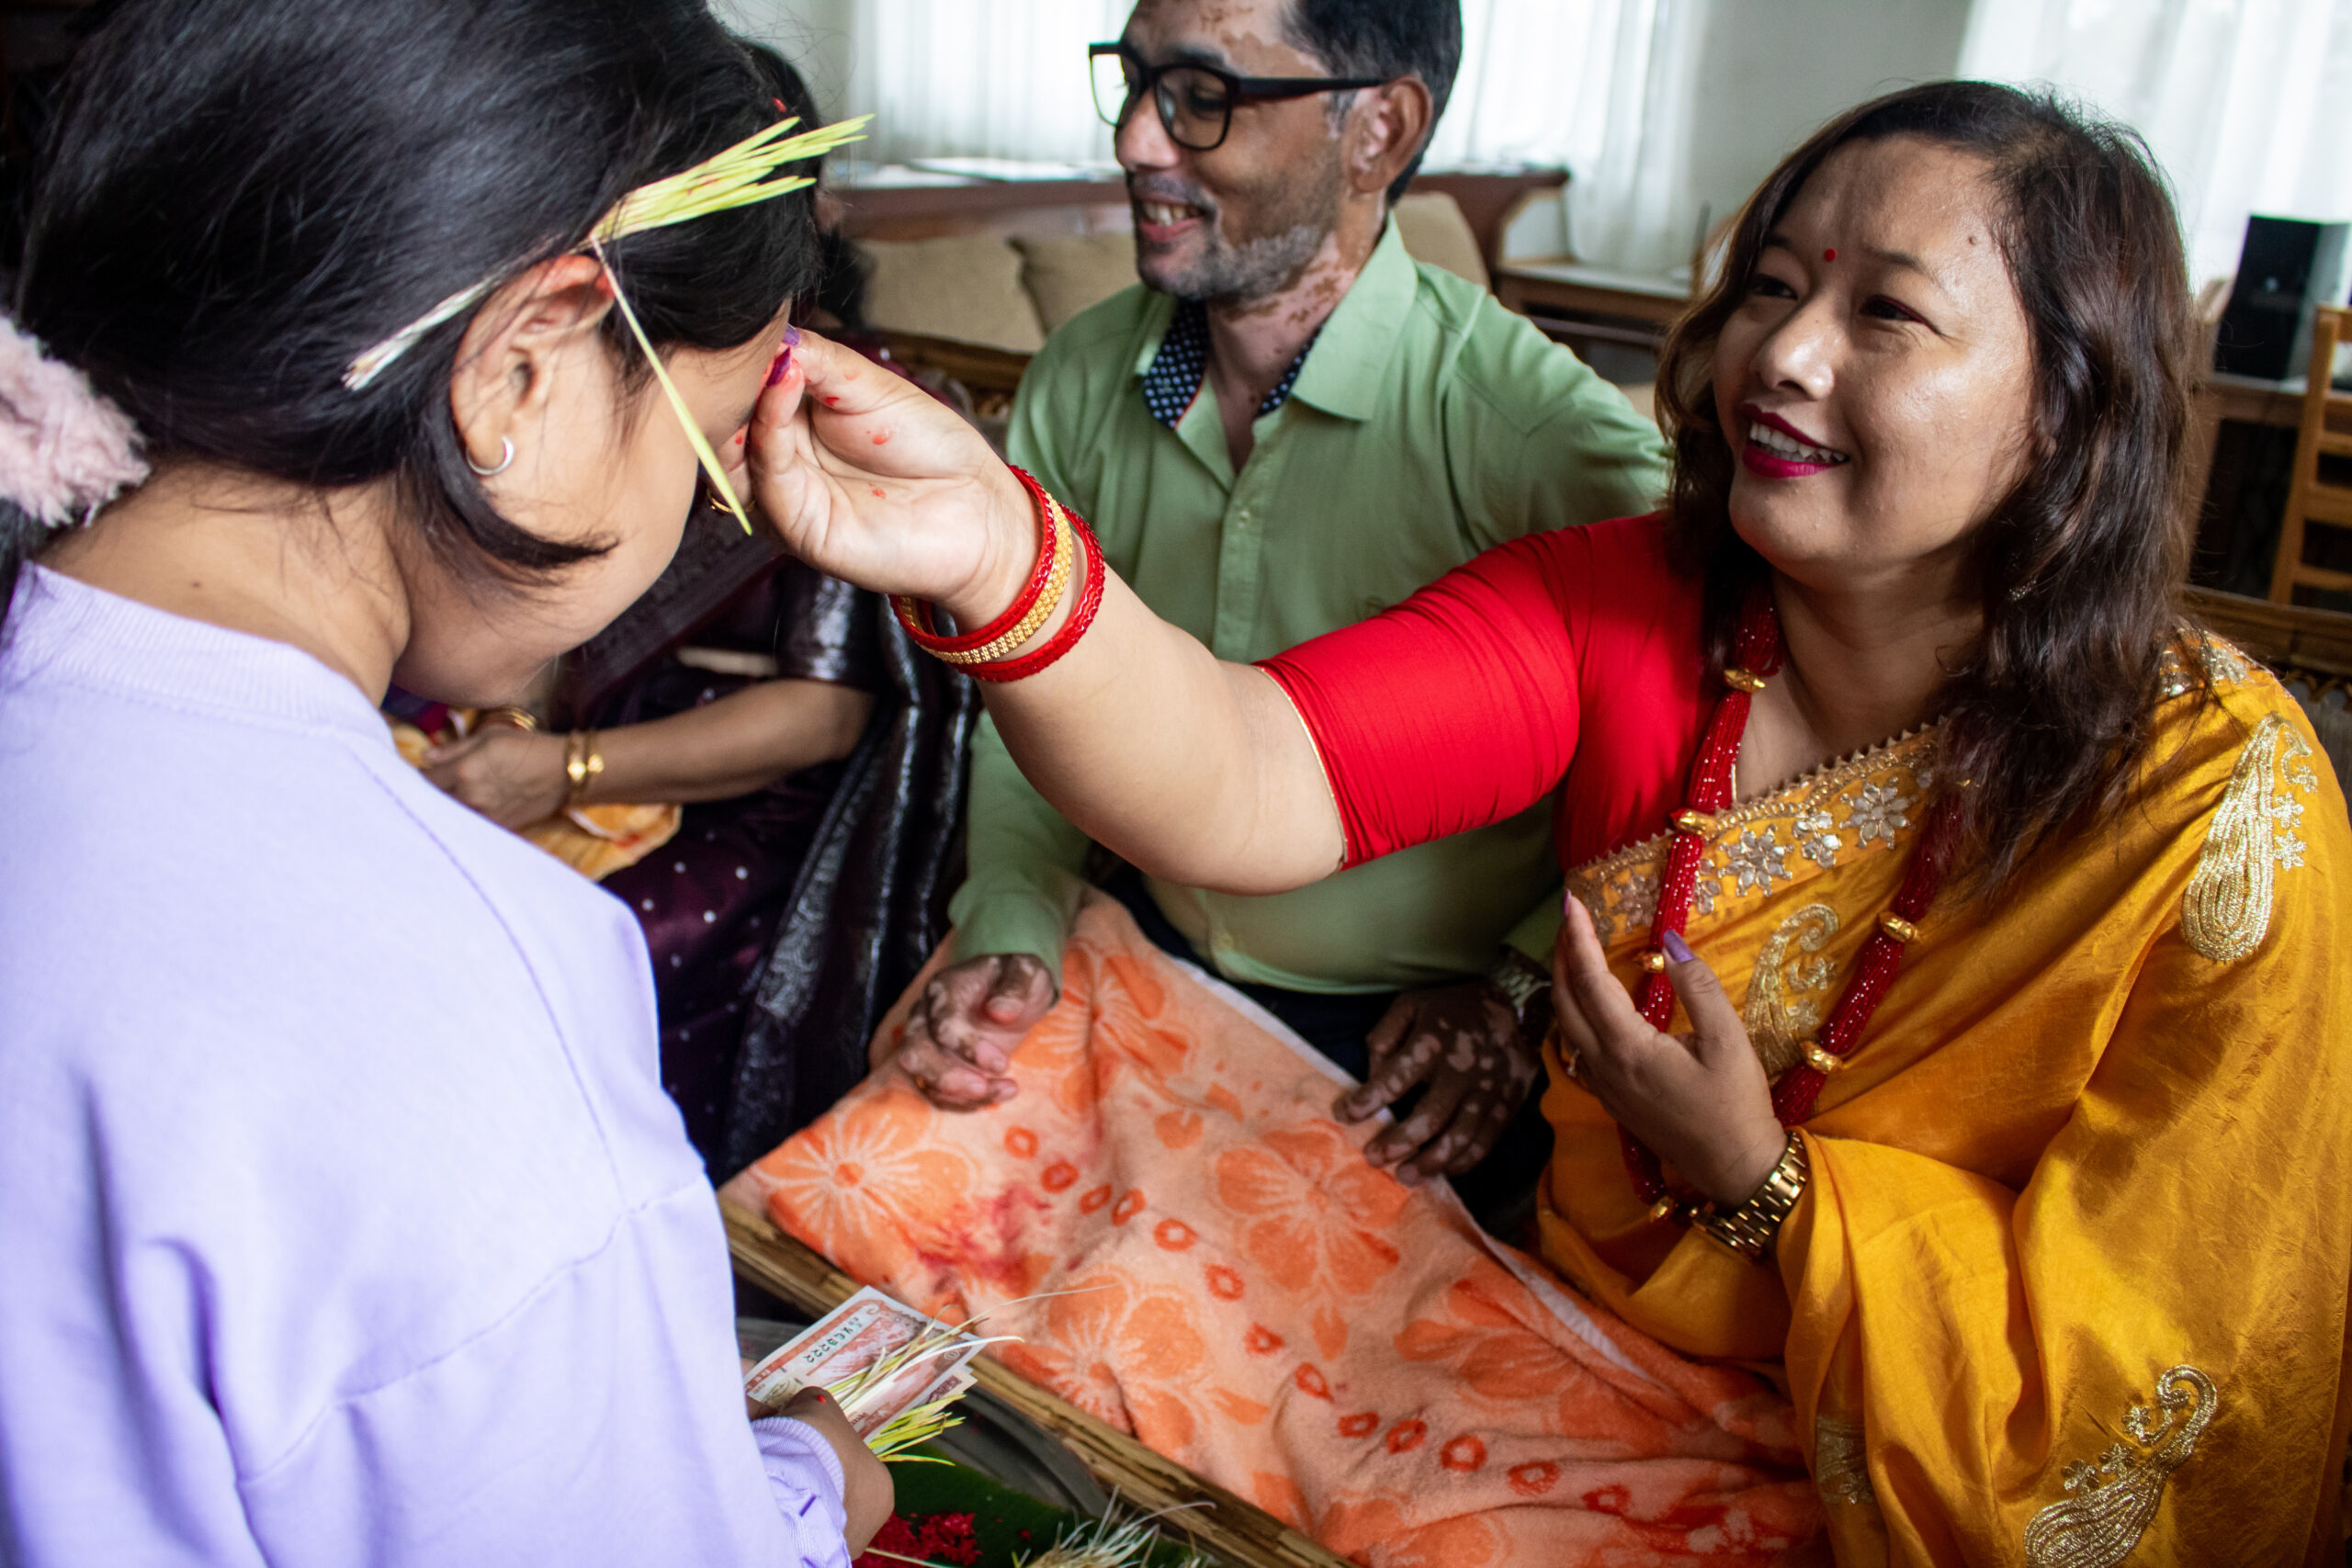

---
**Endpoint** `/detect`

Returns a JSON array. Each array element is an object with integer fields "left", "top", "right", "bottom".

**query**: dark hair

[
  {"left": 6, "top": 0, "right": 826, "bottom": 624},
  {"left": 1283, "top": 0, "right": 1462, "bottom": 204},
  {"left": 1654, "top": 80, "right": 2199, "bottom": 896},
  {"left": 741, "top": 40, "right": 868, "bottom": 333}
]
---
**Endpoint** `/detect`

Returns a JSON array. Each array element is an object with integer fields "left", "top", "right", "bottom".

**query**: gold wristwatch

[{"left": 1695, "top": 1133, "right": 1808, "bottom": 1263}]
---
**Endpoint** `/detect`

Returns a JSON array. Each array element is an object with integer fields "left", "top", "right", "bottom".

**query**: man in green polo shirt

[{"left": 881, "top": 0, "right": 1669, "bottom": 1213}]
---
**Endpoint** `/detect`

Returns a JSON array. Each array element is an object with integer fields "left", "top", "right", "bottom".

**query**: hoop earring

[{"left": 467, "top": 436, "right": 514, "bottom": 478}]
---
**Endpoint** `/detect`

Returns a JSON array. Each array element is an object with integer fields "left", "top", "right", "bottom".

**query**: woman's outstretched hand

[
  {"left": 746, "top": 330, "right": 1348, "bottom": 899},
  {"left": 745, "top": 330, "right": 1034, "bottom": 625},
  {"left": 1549, "top": 897, "right": 1786, "bottom": 1208}
]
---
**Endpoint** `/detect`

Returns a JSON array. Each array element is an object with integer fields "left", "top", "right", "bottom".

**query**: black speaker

[{"left": 2214, "top": 216, "right": 2351, "bottom": 381}]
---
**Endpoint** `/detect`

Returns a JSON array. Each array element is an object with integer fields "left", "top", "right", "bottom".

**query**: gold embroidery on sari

[
  {"left": 2182, "top": 714, "right": 2319, "bottom": 962},
  {"left": 1724, "top": 826, "right": 1793, "bottom": 895},
  {"left": 2198, "top": 637, "right": 2249, "bottom": 685},
  {"left": 1814, "top": 1415, "right": 1875, "bottom": 1506},
  {"left": 2023, "top": 1365, "right": 2217, "bottom": 1568},
  {"left": 1793, "top": 807, "right": 1841, "bottom": 867},
  {"left": 2159, "top": 633, "right": 2249, "bottom": 697},
  {"left": 1743, "top": 904, "right": 1840, "bottom": 1077},
  {"left": 1567, "top": 728, "right": 1938, "bottom": 942}
]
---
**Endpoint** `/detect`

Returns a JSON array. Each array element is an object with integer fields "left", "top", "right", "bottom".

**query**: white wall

[
  {"left": 715, "top": 0, "right": 858, "bottom": 120},
  {"left": 1682, "top": 0, "right": 1971, "bottom": 248}
]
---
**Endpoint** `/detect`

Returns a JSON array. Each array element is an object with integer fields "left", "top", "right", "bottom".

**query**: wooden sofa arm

[{"left": 2185, "top": 587, "right": 2352, "bottom": 680}]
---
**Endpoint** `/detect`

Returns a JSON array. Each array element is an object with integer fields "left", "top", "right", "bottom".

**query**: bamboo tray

[{"left": 723, "top": 1197, "right": 1352, "bottom": 1568}]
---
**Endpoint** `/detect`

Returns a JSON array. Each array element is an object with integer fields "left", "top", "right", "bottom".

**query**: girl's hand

[
  {"left": 746, "top": 331, "right": 1035, "bottom": 628},
  {"left": 422, "top": 728, "right": 569, "bottom": 829},
  {"left": 771, "top": 1387, "right": 894, "bottom": 1553},
  {"left": 1550, "top": 898, "right": 1786, "bottom": 1207}
]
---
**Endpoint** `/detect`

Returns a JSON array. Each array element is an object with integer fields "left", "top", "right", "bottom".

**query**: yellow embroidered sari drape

[{"left": 1542, "top": 650, "right": 2352, "bottom": 1564}]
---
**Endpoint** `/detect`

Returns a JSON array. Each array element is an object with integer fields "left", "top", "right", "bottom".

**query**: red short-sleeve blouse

[{"left": 1261, "top": 514, "right": 1710, "bottom": 873}]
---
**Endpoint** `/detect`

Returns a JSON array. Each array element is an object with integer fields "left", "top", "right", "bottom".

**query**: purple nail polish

[
  {"left": 1661, "top": 930, "right": 1694, "bottom": 964},
  {"left": 763, "top": 344, "right": 793, "bottom": 388},
  {"left": 784, "top": 324, "right": 803, "bottom": 345}
]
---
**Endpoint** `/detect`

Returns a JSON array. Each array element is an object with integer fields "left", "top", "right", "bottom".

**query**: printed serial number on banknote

[{"left": 742, "top": 1287, "right": 984, "bottom": 1441}]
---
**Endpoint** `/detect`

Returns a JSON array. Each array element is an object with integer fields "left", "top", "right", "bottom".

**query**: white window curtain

[
  {"left": 1960, "top": 0, "right": 2352, "bottom": 286},
  {"left": 1436, "top": 0, "right": 1709, "bottom": 275},
  {"left": 737, "top": 0, "right": 1708, "bottom": 273},
  {"left": 843, "top": 0, "right": 1128, "bottom": 168}
]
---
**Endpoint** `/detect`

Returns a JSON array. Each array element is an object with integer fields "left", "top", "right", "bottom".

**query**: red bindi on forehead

[{"left": 1824, "top": 248, "right": 1837, "bottom": 262}]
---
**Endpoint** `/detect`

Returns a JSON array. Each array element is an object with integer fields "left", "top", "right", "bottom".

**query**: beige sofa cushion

[
  {"left": 1393, "top": 191, "right": 1488, "bottom": 289},
  {"left": 856, "top": 233, "right": 1047, "bottom": 354},
  {"left": 1012, "top": 231, "right": 1141, "bottom": 333}
]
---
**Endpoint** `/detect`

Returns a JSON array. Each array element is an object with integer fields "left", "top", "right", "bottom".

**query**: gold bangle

[
  {"left": 927, "top": 502, "right": 1073, "bottom": 666},
  {"left": 564, "top": 729, "right": 604, "bottom": 807},
  {"left": 475, "top": 705, "right": 538, "bottom": 733},
  {"left": 1694, "top": 1133, "right": 1808, "bottom": 1264}
]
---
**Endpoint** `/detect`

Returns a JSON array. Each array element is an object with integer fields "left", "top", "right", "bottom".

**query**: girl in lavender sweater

[{"left": 0, "top": 1, "right": 889, "bottom": 1562}]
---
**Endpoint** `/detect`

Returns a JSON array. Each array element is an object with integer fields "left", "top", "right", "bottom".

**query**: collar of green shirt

[{"left": 1125, "top": 218, "right": 1419, "bottom": 427}]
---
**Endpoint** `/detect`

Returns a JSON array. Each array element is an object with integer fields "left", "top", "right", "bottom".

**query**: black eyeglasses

[{"left": 1088, "top": 42, "right": 1388, "bottom": 152}]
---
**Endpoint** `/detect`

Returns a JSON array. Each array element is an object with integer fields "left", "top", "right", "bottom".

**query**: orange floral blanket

[{"left": 723, "top": 896, "right": 1823, "bottom": 1565}]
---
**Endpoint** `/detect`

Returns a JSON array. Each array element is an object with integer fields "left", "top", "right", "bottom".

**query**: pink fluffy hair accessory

[{"left": 0, "top": 313, "right": 146, "bottom": 527}]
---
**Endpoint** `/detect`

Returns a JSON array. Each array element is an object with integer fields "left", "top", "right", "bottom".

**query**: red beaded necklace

[{"left": 1622, "top": 585, "right": 1960, "bottom": 1222}]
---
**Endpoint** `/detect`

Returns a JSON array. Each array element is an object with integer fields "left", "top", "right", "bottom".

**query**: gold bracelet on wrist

[
  {"left": 563, "top": 729, "right": 604, "bottom": 808},
  {"left": 1694, "top": 1133, "right": 1808, "bottom": 1264},
  {"left": 926, "top": 502, "right": 1074, "bottom": 666},
  {"left": 475, "top": 705, "right": 538, "bottom": 733}
]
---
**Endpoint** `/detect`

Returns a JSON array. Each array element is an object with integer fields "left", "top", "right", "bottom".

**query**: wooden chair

[
  {"left": 2186, "top": 584, "right": 2352, "bottom": 817},
  {"left": 2269, "top": 305, "right": 2352, "bottom": 603}
]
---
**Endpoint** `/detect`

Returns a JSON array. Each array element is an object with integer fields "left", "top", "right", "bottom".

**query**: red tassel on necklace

[{"left": 1617, "top": 583, "right": 1952, "bottom": 1220}]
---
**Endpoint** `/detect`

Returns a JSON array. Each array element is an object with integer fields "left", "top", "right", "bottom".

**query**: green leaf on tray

[{"left": 874, "top": 1454, "right": 1205, "bottom": 1568}]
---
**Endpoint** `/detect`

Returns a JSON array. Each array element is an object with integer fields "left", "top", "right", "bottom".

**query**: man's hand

[
  {"left": 874, "top": 953, "right": 1056, "bottom": 1110},
  {"left": 1335, "top": 980, "right": 1542, "bottom": 1184},
  {"left": 422, "top": 728, "right": 570, "bottom": 829},
  {"left": 1550, "top": 899, "right": 1786, "bottom": 1207}
]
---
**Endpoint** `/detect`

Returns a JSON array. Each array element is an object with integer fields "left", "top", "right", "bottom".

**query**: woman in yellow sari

[{"left": 742, "top": 82, "right": 2352, "bottom": 1562}]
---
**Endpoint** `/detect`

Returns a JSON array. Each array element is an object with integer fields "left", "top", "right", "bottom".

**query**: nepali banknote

[{"left": 741, "top": 1286, "right": 984, "bottom": 1440}]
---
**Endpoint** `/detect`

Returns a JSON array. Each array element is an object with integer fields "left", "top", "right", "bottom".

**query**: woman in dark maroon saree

[{"left": 569, "top": 519, "right": 877, "bottom": 1158}]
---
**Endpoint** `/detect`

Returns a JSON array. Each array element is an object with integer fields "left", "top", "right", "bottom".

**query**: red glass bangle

[
  {"left": 965, "top": 511, "right": 1107, "bottom": 683},
  {"left": 890, "top": 465, "right": 1058, "bottom": 655}
]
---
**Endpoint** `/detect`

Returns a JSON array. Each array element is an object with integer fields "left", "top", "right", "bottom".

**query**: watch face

[{"left": 1487, "top": 955, "right": 1551, "bottom": 1016}]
